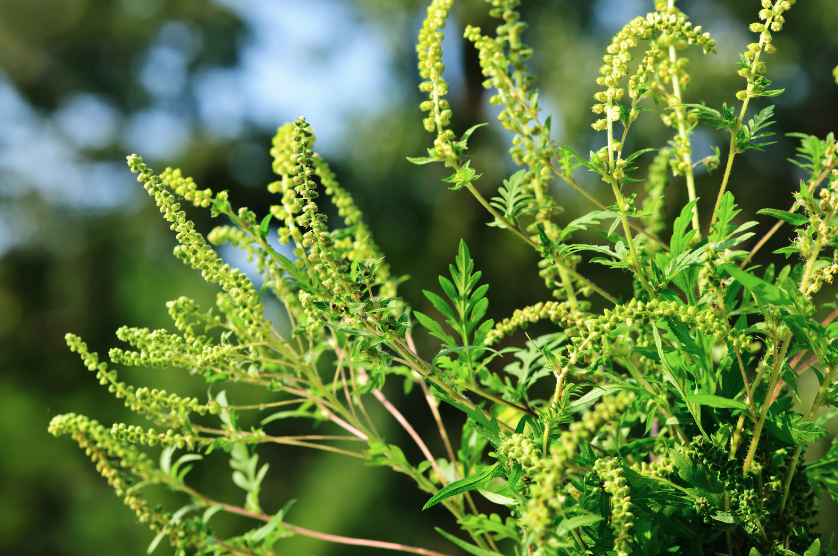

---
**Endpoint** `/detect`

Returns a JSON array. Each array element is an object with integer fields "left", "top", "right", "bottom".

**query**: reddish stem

[
  {"left": 369, "top": 382, "right": 447, "bottom": 486},
  {"left": 183, "top": 487, "right": 452, "bottom": 556}
]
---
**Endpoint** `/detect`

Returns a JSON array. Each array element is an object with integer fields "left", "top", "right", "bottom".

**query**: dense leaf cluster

[{"left": 49, "top": 1, "right": 838, "bottom": 556}]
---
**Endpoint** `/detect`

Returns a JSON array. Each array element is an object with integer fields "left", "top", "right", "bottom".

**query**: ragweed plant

[{"left": 50, "top": 1, "right": 838, "bottom": 555}]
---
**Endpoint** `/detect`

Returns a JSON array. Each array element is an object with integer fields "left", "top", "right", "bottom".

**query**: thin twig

[
  {"left": 368, "top": 375, "right": 448, "bottom": 487},
  {"left": 182, "top": 487, "right": 452, "bottom": 556}
]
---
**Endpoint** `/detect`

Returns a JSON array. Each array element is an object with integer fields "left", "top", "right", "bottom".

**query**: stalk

[
  {"left": 182, "top": 486, "right": 453, "bottom": 556},
  {"left": 709, "top": 9, "right": 777, "bottom": 231},
  {"left": 605, "top": 98, "right": 653, "bottom": 296},
  {"left": 717, "top": 294, "right": 758, "bottom": 418},
  {"left": 668, "top": 0, "right": 700, "bottom": 231},
  {"left": 743, "top": 333, "right": 791, "bottom": 472}
]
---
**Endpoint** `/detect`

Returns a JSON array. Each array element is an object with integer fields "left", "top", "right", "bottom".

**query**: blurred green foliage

[{"left": 0, "top": 0, "right": 836, "bottom": 554}]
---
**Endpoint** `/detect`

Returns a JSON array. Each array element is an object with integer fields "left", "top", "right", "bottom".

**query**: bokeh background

[{"left": 1, "top": 0, "right": 836, "bottom": 554}]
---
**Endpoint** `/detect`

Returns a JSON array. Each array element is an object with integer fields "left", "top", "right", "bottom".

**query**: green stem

[
  {"left": 557, "top": 266, "right": 579, "bottom": 310},
  {"left": 710, "top": 131, "right": 739, "bottom": 230},
  {"left": 558, "top": 504, "right": 588, "bottom": 551},
  {"left": 729, "top": 413, "right": 747, "bottom": 459},
  {"left": 669, "top": 82, "right": 700, "bottom": 232},
  {"left": 605, "top": 98, "right": 653, "bottom": 295},
  {"left": 743, "top": 333, "right": 791, "bottom": 472},
  {"left": 610, "top": 178, "right": 654, "bottom": 295},
  {"left": 716, "top": 294, "right": 758, "bottom": 419},
  {"left": 709, "top": 9, "right": 778, "bottom": 231},
  {"left": 543, "top": 375, "right": 564, "bottom": 456},
  {"left": 181, "top": 486, "right": 455, "bottom": 556},
  {"left": 462, "top": 180, "right": 618, "bottom": 304},
  {"left": 665, "top": 0, "right": 700, "bottom": 232}
]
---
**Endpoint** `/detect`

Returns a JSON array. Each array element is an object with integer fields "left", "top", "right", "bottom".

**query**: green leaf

[
  {"left": 171, "top": 453, "right": 203, "bottom": 481},
  {"left": 202, "top": 505, "right": 224, "bottom": 524},
  {"left": 414, "top": 310, "right": 457, "bottom": 348},
  {"left": 803, "top": 538, "right": 820, "bottom": 556},
  {"left": 431, "top": 346, "right": 500, "bottom": 371},
  {"left": 766, "top": 412, "right": 829, "bottom": 446},
  {"left": 653, "top": 326, "right": 706, "bottom": 436},
  {"left": 256, "top": 281, "right": 271, "bottom": 304},
  {"left": 212, "top": 192, "right": 231, "bottom": 214},
  {"left": 616, "top": 102, "right": 631, "bottom": 126},
  {"left": 435, "top": 528, "right": 500, "bottom": 556},
  {"left": 624, "top": 148, "right": 658, "bottom": 164},
  {"left": 147, "top": 531, "right": 166, "bottom": 554},
  {"left": 558, "top": 210, "right": 618, "bottom": 242},
  {"left": 488, "top": 170, "right": 532, "bottom": 227},
  {"left": 555, "top": 140, "right": 599, "bottom": 173},
  {"left": 740, "top": 105, "right": 777, "bottom": 152},
  {"left": 250, "top": 510, "right": 283, "bottom": 542},
  {"left": 721, "top": 264, "right": 794, "bottom": 308},
  {"left": 709, "top": 191, "right": 740, "bottom": 244},
  {"left": 758, "top": 88, "right": 785, "bottom": 98},
  {"left": 713, "top": 512, "right": 740, "bottom": 524},
  {"left": 322, "top": 322, "right": 375, "bottom": 337},
  {"left": 261, "top": 409, "right": 316, "bottom": 425},
  {"left": 263, "top": 245, "right": 311, "bottom": 290},
  {"left": 671, "top": 198, "right": 700, "bottom": 257},
  {"left": 673, "top": 103, "right": 737, "bottom": 132},
  {"left": 620, "top": 175, "right": 646, "bottom": 184},
  {"left": 365, "top": 441, "right": 410, "bottom": 468},
  {"left": 259, "top": 213, "right": 272, "bottom": 239},
  {"left": 757, "top": 208, "right": 808, "bottom": 227},
  {"left": 406, "top": 156, "right": 437, "bottom": 165},
  {"left": 171, "top": 503, "right": 198, "bottom": 523},
  {"left": 424, "top": 290, "right": 457, "bottom": 322},
  {"left": 442, "top": 160, "right": 482, "bottom": 190},
  {"left": 475, "top": 488, "right": 518, "bottom": 506},
  {"left": 556, "top": 513, "right": 604, "bottom": 536},
  {"left": 423, "top": 464, "right": 499, "bottom": 510},
  {"left": 683, "top": 394, "right": 748, "bottom": 410},
  {"left": 160, "top": 445, "right": 176, "bottom": 475},
  {"left": 570, "top": 383, "right": 644, "bottom": 408},
  {"left": 459, "top": 123, "right": 488, "bottom": 146}
]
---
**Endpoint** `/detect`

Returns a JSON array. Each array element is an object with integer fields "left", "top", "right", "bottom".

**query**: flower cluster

[
  {"left": 737, "top": 0, "right": 797, "bottom": 100},
  {"left": 640, "top": 149, "right": 671, "bottom": 239},
  {"left": 555, "top": 393, "right": 635, "bottom": 461},
  {"left": 498, "top": 433, "right": 543, "bottom": 476},
  {"left": 594, "top": 457, "right": 634, "bottom": 556},
  {"left": 591, "top": 10, "right": 715, "bottom": 132},
  {"left": 519, "top": 454, "right": 567, "bottom": 546},
  {"left": 111, "top": 423, "right": 203, "bottom": 450},
  {"left": 417, "top": 0, "right": 456, "bottom": 162},
  {"left": 50, "top": 1, "right": 835, "bottom": 555},
  {"left": 129, "top": 155, "right": 270, "bottom": 342},
  {"left": 312, "top": 153, "right": 397, "bottom": 299},
  {"left": 49, "top": 414, "right": 210, "bottom": 553},
  {"left": 485, "top": 301, "right": 587, "bottom": 346},
  {"left": 632, "top": 456, "right": 675, "bottom": 478},
  {"left": 689, "top": 436, "right": 744, "bottom": 489}
]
